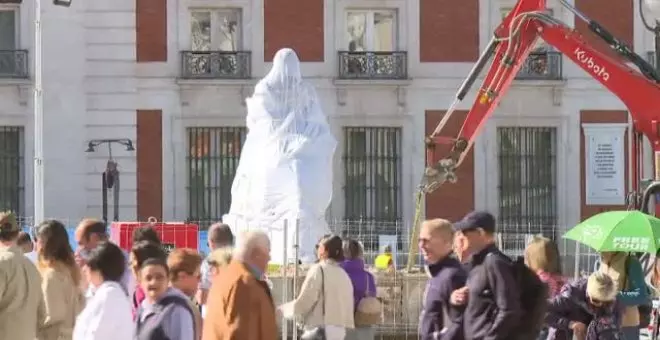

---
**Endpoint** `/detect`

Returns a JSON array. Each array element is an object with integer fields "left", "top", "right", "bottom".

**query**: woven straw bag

[{"left": 354, "top": 272, "right": 382, "bottom": 326}]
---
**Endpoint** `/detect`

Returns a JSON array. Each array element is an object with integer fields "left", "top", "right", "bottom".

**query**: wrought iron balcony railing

[
  {"left": 180, "top": 51, "right": 251, "bottom": 79},
  {"left": 515, "top": 51, "right": 562, "bottom": 80},
  {"left": 338, "top": 51, "right": 408, "bottom": 80},
  {"left": 0, "top": 50, "right": 29, "bottom": 79}
]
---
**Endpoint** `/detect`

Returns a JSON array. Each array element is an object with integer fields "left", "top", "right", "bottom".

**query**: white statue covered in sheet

[{"left": 223, "top": 48, "right": 337, "bottom": 264}]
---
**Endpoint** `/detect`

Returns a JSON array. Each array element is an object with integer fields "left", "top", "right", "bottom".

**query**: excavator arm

[
  {"left": 405, "top": 0, "right": 660, "bottom": 272},
  {"left": 423, "top": 0, "right": 660, "bottom": 202}
]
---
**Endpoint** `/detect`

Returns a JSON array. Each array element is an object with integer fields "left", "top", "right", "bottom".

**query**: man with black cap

[{"left": 450, "top": 211, "right": 521, "bottom": 340}]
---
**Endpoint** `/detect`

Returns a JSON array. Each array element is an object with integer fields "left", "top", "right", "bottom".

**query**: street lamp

[
  {"left": 641, "top": 0, "right": 660, "bottom": 69},
  {"left": 85, "top": 139, "right": 134, "bottom": 222},
  {"left": 52, "top": 0, "right": 72, "bottom": 6},
  {"left": 85, "top": 139, "right": 135, "bottom": 153}
]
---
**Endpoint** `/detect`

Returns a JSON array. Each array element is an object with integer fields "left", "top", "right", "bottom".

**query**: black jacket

[
  {"left": 419, "top": 255, "right": 467, "bottom": 340},
  {"left": 463, "top": 244, "right": 521, "bottom": 340}
]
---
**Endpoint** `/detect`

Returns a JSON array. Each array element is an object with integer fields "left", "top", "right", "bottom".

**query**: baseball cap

[
  {"left": 453, "top": 211, "right": 496, "bottom": 233},
  {"left": 0, "top": 211, "right": 20, "bottom": 233}
]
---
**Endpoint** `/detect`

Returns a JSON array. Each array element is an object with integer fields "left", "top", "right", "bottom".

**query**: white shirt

[
  {"left": 199, "top": 258, "right": 212, "bottom": 291},
  {"left": 199, "top": 257, "right": 212, "bottom": 318},
  {"left": 73, "top": 281, "right": 134, "bottom": 340},
  {"left": 24, "top": 251, "right": 37, "bottom": 263}
]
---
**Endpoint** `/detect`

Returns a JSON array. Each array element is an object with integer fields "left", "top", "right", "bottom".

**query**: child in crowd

[{"left": 135, "top": 258, "right": 197, "bottom": 340}]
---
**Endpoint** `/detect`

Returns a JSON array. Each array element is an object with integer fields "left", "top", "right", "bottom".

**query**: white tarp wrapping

[{"left": 223, "top": 48, "right": 337, "bottom": 264}]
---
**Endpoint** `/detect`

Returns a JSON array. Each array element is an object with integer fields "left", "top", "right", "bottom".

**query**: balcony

[
  {"left": 0, "top": 50, "right": 29, "bottom": 79},
  {"left": 337, "top": 51, "right": 408, "bottom": 80},
  {"left": 515, "top": 51, "right": 562, "bottom": 80},
  {"left": 180, "top": 51, "right": 251, "bottom": 79}
]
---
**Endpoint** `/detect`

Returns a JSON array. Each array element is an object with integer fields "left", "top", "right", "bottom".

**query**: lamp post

[
  {"left": 33, "top": 0, "right": 43, "bottom": 224},
  {"left": 642, "top": 0, "right": 660, "bottom": 69},
  {"left": 33, "top": 0, "right": 74, "bottom": 223},
  {"left": 85, "top": 139, "right": 134, "bottom": 222},
  {"left": 640, "top": 0, "right": 660, "bottom": 216}
]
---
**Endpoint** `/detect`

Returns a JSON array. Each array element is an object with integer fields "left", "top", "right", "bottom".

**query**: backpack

[
  {"left": 136, "top": 295, "right": 197, "bottom": 340},
  {"left": 487, "top": 253, "right": 549, "bottom": 340}
]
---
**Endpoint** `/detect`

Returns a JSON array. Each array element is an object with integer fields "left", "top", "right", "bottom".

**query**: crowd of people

[
  {"left": 0, "top": 208, "right": 659, "bottom": 340},
  {"left": 0, "top": 211, "right": 380, "bottom": 340},
  {"left": 419, "top": 211, "right": 656, "bottom": 340}
]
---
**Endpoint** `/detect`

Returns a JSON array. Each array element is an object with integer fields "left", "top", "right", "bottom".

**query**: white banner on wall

[{"left": 582, "top": 123, "right": 627, "bottom": 206}]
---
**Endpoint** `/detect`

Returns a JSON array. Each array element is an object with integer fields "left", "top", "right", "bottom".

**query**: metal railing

[
  {"left": 0, "top": 50, "right": 29, "bottom": 79},
  {"left": 342, "top": 127, "right": 403, "bottom": 231},
  {"left": 0, "top": 126, "right": 24, "bottom": 215},
  {"left": 337, "top": 51, "right": 408, "bottom": 80},
  {"left": 497, "top": 126, "right": 558, "bottom": 233},
  {"left": 180, "top": 50, "right": 251, "bottom": 79},
  {"left": 186, "top": 126, "right": 247, "bottom": 224},
  {"left": 516, "top": 51, "right": 562, "bottom": 80}
]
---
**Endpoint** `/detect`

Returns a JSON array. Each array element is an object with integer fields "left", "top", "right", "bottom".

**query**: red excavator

[
  {"left": 423, "top": 0, "right": 660, "bottom": 216},
  {"left": 405, "top": 0, "right": 660, "bottom": 272}
]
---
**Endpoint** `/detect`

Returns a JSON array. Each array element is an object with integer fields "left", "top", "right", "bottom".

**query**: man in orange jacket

[{"left": 202, "top": 230, "right": 277, "bottom": 340}]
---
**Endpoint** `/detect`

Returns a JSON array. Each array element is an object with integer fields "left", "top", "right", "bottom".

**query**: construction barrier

[{"left": 109, "top": 217, "right": 199, "bottom": 253}]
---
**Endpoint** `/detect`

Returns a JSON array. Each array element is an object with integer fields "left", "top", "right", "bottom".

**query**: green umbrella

[{"left": 563, "top": 210, "right": 660, "bottom": 253}]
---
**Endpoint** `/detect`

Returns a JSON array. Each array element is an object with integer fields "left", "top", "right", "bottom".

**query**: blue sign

[
  {"left": 23, "top": 226, "right": 79, "bottom": 251},
  {"left": 198, "top": 231, "right": 209, "bottom": 257}
]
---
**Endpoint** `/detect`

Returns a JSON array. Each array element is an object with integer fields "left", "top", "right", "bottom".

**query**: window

[
  {"left": 0, "top": 126, "right": 24, "bottom": 215},
  {"left": 346, "top": 10, "right": 397, "bottom": 51},
  {"left": 0, "top": 8, "right": 16, "bottom": 50},
  {"left": 497, "top": 126, "right": 557, "bottom": 239},
  {"left": 0, "top": 8, "right": 16, "bottom": 76},
  {"left": 186, "top": 127, "right": 246, "bottom": 225},
  {"left": 190, "top": 9, "right": 241, "bottom": 51},
  {"left": 343, "top": 127, "right": 402, "bottom": 249}
]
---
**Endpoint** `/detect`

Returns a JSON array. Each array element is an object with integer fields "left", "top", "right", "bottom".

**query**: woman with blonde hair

[
  {"left": 35, "top": 220, "right": 86, "bottom": 340},
  {"left": 524, "top": 236, "right": 566, "bottom": 297},
  {"left": 546, "top": 271, "right": 622, "bottom": 340},
  {"left": 598, "top": 251, "right": 649, "bottom": 340}
]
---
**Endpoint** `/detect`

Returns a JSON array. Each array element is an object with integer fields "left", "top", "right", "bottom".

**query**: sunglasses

[{"left": 590, "top": 298, "right": 614, "bottom": 306}]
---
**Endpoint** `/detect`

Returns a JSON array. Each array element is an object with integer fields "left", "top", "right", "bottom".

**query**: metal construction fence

[
  {"left": 14, "top": 216, "right": 606, "bottom": 338},
  {"left": 15, "top": 217, "right": 598, "bottom": 272}
]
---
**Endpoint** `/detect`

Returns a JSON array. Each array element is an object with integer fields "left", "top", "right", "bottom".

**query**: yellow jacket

[{"left": 374, "top": 253, "right": 393, "bottom": 270}]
